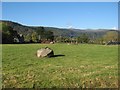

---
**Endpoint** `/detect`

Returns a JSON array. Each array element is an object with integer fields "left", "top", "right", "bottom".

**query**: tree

[
  {"left": 24, "top": 34, "right": 32, "bottom": 42},
  {"left": 31, "top": 32, "right": 38, "bottom": 42},
  {"left": 36, "top": 27, "right": 45, "bottom": 41},
  {"left": 77, "top": 33, "right": 89, "bottom": 43},
  {"left": 94, "top": 37, "right": 104, "bottom": 44},
  {"left": 103, "top": 31, "right": 118, "bottom": 42},
  {"left": 44, "top": 31, "right": 54, "bottom": 41},
  {"left": 77, "top": 36, "right": 82, "bottom": 43},
  {"left": 2, "top": 23, "right": 18, "bottom": 43},
  {"left": 18, "top": 34, "right": 24, "bottom": 43}
]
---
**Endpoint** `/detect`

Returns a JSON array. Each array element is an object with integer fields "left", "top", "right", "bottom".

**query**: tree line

[
  {"left": 1, "top": 23, "right": 54, "bottom": 44},
  {"left": 1, "top": 22, "right": 119, "bottom": 44}
]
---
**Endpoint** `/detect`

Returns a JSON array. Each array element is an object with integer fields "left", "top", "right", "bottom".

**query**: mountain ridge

[{"left": 0, "top": 20, "right": 118, "bottom": 39}]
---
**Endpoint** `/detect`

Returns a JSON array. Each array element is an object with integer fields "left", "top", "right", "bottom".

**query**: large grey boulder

[{"left": 37, "top": 47, "right": 54, "bottom": 58}]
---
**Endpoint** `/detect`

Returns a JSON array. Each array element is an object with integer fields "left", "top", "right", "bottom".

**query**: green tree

[
  {"left": 36, "top": 27, "right": 45, "bottom": 40},
  {"left": 44, "top": 31, "right": 54, "bottom": 41},
  {"left": 31, "top": 32, "right": 38, "bottom": 42},
  {"left": 2, "top": 23, "right": 18, "bottom": 43},
  {"left": 77, "top": 34, "right": 89, "bottom": 43},
  {"left": 24, "top": 34, "right": 32, "bottom": 42}
]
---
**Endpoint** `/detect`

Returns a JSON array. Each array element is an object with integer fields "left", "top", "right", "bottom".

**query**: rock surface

[{"left": 37, "top": 47, "right": 54, "bottom": 58}]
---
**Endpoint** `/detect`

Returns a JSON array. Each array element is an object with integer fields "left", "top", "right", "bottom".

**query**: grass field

[{"left": 2, "top": 44, "right": 118, "bottom": 88}]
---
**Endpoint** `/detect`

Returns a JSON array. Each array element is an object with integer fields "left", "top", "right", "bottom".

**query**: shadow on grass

[{"left": 51, "top": 54, "right": 65, "bottom": 58}]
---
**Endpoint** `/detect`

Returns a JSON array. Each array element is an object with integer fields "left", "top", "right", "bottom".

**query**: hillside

[{"left": 0, "top": 20, "right": 118, "bottom": 39}]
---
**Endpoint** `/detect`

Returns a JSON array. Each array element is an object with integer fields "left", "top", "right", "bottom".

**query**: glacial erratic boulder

[{"left": 37, "top": 47, "right": 54, "bottom": 58}]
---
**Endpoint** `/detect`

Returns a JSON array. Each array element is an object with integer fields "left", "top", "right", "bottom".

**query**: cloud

[
  {"left": 68, "top": 25, "right": 73, "bottom": 29},
  {"left": 111, "top": 27, "right": 117, "bottom": 30}
]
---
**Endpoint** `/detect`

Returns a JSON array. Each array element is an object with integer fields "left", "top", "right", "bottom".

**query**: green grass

[{"left": 2, "top": 44, "right": 118, "bottom": 88}]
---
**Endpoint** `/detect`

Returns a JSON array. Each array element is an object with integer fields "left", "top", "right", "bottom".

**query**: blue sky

[{"left": 2, "top": 2, "right": 118, "bottom": 29}]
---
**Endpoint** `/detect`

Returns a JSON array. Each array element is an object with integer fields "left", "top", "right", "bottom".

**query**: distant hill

[{"left": 0, "top": 20, "right": 118, "bottom": 39}]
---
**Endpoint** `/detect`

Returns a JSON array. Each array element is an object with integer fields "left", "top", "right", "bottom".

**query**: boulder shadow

[{"left": 51, "top": 54, "right": 65, "bottom": 58}]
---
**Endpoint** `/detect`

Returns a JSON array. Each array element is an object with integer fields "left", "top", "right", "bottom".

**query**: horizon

[
  {"left": 1, "top": 20, "right": 118, "bottom": 30},
  {"left": 2, "top": 2, "right": 118, "bottom": 30}
]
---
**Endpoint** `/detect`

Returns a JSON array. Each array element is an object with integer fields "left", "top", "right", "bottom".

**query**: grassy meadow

[{"left": 2, "top": 44, "right": 118, "bottom": 88}]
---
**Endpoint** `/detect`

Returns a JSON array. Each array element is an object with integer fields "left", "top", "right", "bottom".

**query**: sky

[{"left": 2, "top": 2, "right": 118, "bottom": 29}]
